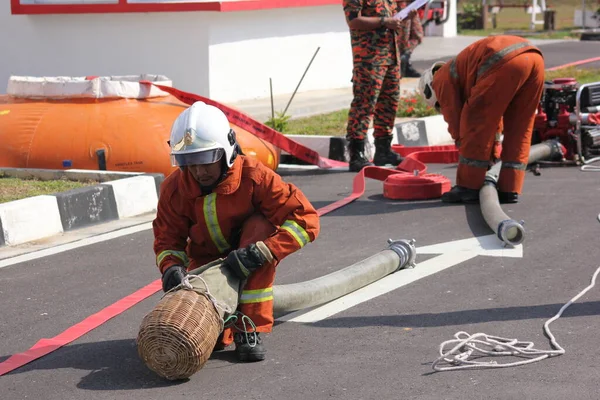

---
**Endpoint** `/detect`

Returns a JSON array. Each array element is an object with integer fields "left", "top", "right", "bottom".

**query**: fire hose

[
  {"left": 273, "top": 239, "right": 416, "bottom": 314},
  {"left": 480, "top": 140, "right": 564, "bottom": 247}
]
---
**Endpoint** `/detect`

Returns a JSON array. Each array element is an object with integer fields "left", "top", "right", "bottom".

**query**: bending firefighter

[
  {"left": 152, "top": 101, "right": 320, "bottom": 362},
  {"left": 418, "top": 35, "right": 545, "bottom": 204}
]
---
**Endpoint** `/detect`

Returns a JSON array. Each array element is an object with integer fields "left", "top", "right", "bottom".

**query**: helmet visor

[{"left": 171, "top": 148, "right": 225, "bottom": 167}]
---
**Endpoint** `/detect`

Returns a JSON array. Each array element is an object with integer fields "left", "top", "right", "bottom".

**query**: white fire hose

[
  {"left": 479, "top": 140, "right": 564, "bottom": 247},
  {"left": 273, "top": 239, "right": 417, "bottom": 314}
]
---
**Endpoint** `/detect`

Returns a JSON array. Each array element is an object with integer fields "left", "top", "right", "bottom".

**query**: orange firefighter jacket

[
  {"left": 153, "top": 155, "right": 320, "bottom": 274},
  {"left": 431, "top": 35, "right": 542, "bottom": 144}
]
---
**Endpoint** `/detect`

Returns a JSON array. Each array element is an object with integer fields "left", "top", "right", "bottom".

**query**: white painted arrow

[
  {"left": 277, "top": 234, "right": 523, "bottom": 324},
  {"left": 417, "top": 234, "right": 523, "bottom": 258}
]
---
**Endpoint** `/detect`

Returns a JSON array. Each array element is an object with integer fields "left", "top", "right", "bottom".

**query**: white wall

[
  {"left": 1, "top": 2, "right": 458, "bottom": 103},
  {"left": 0, "top": 2, "right": 211, "bottom": 96},
  {"left": 207, "top": 6, "right": 353, "bottom": 103}
]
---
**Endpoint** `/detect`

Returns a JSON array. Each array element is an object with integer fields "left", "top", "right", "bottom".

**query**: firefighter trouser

[
  {"left": 346, "top": 63, "right": 401, "bottom": 141},
  {"left": 219, "top": 213, "right": 278, "bottom": 346},
  {"left": 457, "top": 51, "right": 545, "bottom": 194}
]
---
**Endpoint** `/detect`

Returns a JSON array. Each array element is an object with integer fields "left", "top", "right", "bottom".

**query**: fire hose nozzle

[
  {"left": 497, "top": 219, "right": 525, "bottom": 247},
  {"left": 387, "top": 238, "right": 417, "bottom": 271}
]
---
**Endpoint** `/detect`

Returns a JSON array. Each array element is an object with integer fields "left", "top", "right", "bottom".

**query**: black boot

[
  {"left": 441, "top": 185, "right": 480, "bottom": 204},
  {"left": 348, "top": 138, "right": 374, "bottom": 172},
  {"left": 234, "top": 332, "right": 266, "bottom": 362},
  {"left": 213, "top": 332, "right": 227, "bottom": 352},
  {"left": 401, "top": 53, "right": 421, "bottom": 78},
  {"left": 498, "top": 191, "right": 519, "bottom": 204},
  {"left": 373, "top": 136, "right": 403, "bottom": 166}
]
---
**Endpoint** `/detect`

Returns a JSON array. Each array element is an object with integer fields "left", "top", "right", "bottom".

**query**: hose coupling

[
  {"left": 547, "top": 139, "right": 564, "bottom": 160},
  {"left": 387, "top": 238, "right": 417, "bottom": 271},
  {"left": 497, "top": 219, "right": 525, "bottom": 247},
  {"left": 483, "top": 176, "right": 498, "bottom": 186}
]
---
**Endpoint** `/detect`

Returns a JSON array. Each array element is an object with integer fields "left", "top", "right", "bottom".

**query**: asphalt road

[
  {"left": 2, "top": 163, "right": 599, "bottom": 400},
  {"left": 1, "top": 40, "right": 600, "bottom": 400},
  {"left": 412, "top": 40, "right": 600, "bottom": 72}
]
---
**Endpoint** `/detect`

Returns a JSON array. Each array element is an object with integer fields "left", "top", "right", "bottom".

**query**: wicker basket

[{"left": 137, "top": 288, "right": 222, "bottom": 380}]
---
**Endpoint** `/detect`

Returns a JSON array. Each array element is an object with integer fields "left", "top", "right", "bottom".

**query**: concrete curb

[
  {"left": 0, "top": 169, "right": 164, "bottom": 247},
  {"left": 281, "top": 114, "right": 453, "bottom": 164}
]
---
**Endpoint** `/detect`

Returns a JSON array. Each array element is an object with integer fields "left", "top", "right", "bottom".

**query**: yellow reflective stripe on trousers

[
  {"left": 156, "top": 249, "right": 189, "bottom": 267},
  {"left": 281, "top": 220, "right": 310, "bottom": 248},
  {"left": 203, "top": 192, "right": 231, "bottom": 253},
  {"left": 239, "top": 287, "right": 274, "bottom": 304},
  {"left": 477, "top": 41, "right": 532, "bottom": 78},
  {"left": 501, "top": 161, "right": 527, "bottom": 171},
  {"left": 459, "top": 155, "right": 489, "bottom": 169}
]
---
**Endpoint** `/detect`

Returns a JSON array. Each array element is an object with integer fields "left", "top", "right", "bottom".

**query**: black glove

[
  {"left": 224, "top": 241, "right": 273, "bottom": 280},
  {"left": 162, "top": 265, "right": 188, "bottom": 292}
]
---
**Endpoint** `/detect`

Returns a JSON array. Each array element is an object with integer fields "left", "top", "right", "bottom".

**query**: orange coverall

[
  {"left": 431, "top": 35, "right": 545, "bottom": 194},
  {"left": 153, "top": 155, "right": 320, "bottom": 345}
]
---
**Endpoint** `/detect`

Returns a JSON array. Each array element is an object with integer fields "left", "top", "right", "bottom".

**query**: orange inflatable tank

[{"left": 0, "top": 75, "right": 280, "bottom": 178}]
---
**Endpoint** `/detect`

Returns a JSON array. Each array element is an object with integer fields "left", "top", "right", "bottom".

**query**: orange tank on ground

[{"left": 0, "top": 75, "right": 280, "bottom": 178}]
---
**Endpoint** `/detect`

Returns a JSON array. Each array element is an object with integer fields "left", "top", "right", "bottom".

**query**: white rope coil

[
  {"left": 432, "top": 265, "right": 600, "bottom": 372},
  {"left": 580, "top": 156, "right": 600, "bottom": 172}
]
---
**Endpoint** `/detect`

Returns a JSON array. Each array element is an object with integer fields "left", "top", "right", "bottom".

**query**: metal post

[
  {"left": 530, "top": 0, "right": 537, "bottom": 31},
  {"left": 282, "top": 47, "right": 321, "bottom": 117}
]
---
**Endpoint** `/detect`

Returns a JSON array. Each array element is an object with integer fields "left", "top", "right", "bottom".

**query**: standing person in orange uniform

[
  {"left": 343, "top": 0, "right": 416, "bottom": 172},
  {"left": 418, "top": 35, "right": 545, "bottom": 204},
  {"left": 152, "top": 101, "right": 320, "bottom": 362}
]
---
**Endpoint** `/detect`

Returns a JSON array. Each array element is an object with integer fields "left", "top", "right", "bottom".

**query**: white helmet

[
  {"left": 169, "top": 101, "right": 239, "bottom": 168},
  {"left": 418, "top": 61, "right": 446, "bottom": 110}
]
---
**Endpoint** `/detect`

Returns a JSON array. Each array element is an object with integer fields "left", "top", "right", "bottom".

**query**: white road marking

[
  {"left": 277, "top": 234, "right": 523, "bottom": 323},
  {"left": 417, "top": 234, "right": 523, "bottom": 258},
  {"left": 0, "top": 222, "right": 152, "bottom": 269}
]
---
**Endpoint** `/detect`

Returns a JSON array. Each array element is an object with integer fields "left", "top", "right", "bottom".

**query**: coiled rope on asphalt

[
  {"left": 580, "top": 156, "right": 600, "bottom": 172},
  {"left": 431, "top": 265, "right": 600, "bottom": 372}
]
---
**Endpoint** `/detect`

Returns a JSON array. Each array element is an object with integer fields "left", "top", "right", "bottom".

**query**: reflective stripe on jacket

[{"left": 153, "top": 155, "right": 320, "bottom": 273}]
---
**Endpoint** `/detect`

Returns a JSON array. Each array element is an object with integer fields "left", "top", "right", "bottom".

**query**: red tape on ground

[
  {"left": 0, "top": 280, "right": 162, "bottom": 376},
  {"left": 0, "top": 91, "right": 460, "bottom": 377}
]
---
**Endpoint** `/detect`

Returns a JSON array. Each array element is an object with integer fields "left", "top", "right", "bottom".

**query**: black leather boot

[
  {"left": 348, "top": 138, "right": 373, "bottom": 172},
  {"left": 441, "top": 185, "right": 480, "bottom": 204},
  {"left": 401, "top": 53, "right": 421, "bottom": 78},
  {"left": 373, "top": 136, "right": 403, "bottom": 166},
  {"left": 498, "top": 191, "right": 519, "bottom": 204},
  {"left": 234, "top": 332, "right": 266, "bottom": 362}
]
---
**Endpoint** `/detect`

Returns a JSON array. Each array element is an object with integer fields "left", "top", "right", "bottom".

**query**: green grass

[
  {"left": 457, "top": 0, "right": 594, "bottom": 38},
  {"left": 545, "top": 67, "right": 600, "bottom": 84},
  {"left": 284, "top": 67, "right": 600, "bottom": 137},
  {"left": 0, "top": 177, "right": 96, "bottom": 204},
  {"left": 285, "top": 109, "right": 349, "bottom": 136}
]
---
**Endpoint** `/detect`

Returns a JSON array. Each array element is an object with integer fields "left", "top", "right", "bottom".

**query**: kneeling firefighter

[
  {"left": 418, "top": 35, "right": 545, "bottom": 204},
  {"left": 152, "top": 101, "right": 320, "bottom": 362}
]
